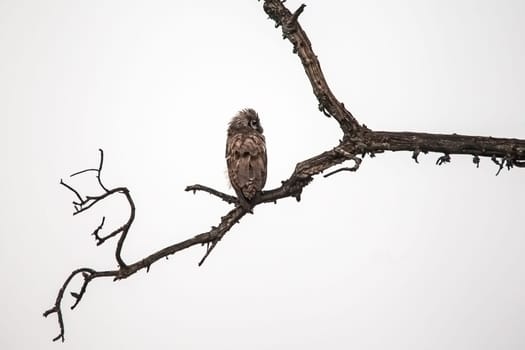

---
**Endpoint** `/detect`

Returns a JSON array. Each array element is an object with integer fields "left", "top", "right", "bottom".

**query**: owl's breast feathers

[{"left": 226, "top": 132, "right": 267, "bottom": 201}]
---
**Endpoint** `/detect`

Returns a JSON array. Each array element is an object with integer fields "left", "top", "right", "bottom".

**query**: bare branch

[
  {"left": 43, "top": 268, "right": 97, "bottom": 342},
  {"left": 364, "top": 131, "right": 525, "bottom": 161},
  {"left": 96, "top": 148, "right": 109, "bottom": 192},
  {"left": 46, "top": 154, "right": 250, "bottom": 340},
  {"left": 287, "top": 4, "right": 306, "bottom": 30},
  {"left": 70, "top": 149, "right": 109, "bottom": 191},
  {"left": 70, "top": 272, "right": 93, "bottom": 310},
  {"left": 262, "top": 0, "right": 525, "bottom": 165},
  {"left": 263, "top": 0, "right": 362, "bottom": 134},
  {"left": 91, "top": 216, "right": 106, "bottom": 245},
  {"left": 45, "top": 141, "right": 349, "bottom": 341},
  {"left": 59, "top": 179, "right": 83, "bottom": 204},
  {"left": 324, "top": 156, "right": 362, "bottom": 177},
  {"left": 70, "top": 168, "right": 98, "bottom": 177},
  {"left": 184, "top": 184, "right": 238, "bottom": 204},
  {"left": 198, "top": 239, "right": 220, "bottom": 266}
]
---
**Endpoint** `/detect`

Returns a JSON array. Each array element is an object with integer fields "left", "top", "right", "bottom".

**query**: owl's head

[{"left": 228, "top": 108, "right": 264, "bottom": 134}]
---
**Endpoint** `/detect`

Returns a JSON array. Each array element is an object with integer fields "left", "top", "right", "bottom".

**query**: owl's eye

[{"left": 249, "top": 119, "right": 258, "bottom": 129}]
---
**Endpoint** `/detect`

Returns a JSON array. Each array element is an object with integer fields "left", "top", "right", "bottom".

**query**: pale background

[{"left": 1, "top": 0, "right": 525, "bottom": 349}]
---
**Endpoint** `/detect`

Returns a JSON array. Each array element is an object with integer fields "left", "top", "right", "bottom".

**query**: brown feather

[{"left": 226, "top": 109, "right": 267, "bottom": 208}]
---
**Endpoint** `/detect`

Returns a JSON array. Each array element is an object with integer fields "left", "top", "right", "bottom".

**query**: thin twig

[
  {"left": 185, "top": 184, "right": 238, "bottom": 204},
  {"left": 96, "top": 148, "right": 109, "bottom": 192},
  {"left": 60, "top": 179, "right": 83, "bottom": 204},
  {"left": 198, "top": 239, "right": 220, "bottom": 266},
  {"left": 70, "top": 168, "right": 98, "bottom": 177},
  {"left": 91, "top": 216, "right": 106, "bottom": 244},
  {"left": 43, "top": 267, "right": 97, "bottom": 342}
]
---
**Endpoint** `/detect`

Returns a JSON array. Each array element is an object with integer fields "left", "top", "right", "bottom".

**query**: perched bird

[{"left": 226, "top": 108, "right": 267, "bottom": 211}]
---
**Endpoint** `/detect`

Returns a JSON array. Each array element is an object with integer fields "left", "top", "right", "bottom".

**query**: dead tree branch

[
  {"left": 44, "top": 150, "right": 252, "bottom": 341},
  {"left": 261, "top": 0, "right": 525, "bottom": 167},
  {"left": 45, "top": 1, "right": 524, "bottom": 342},
  {"left": 185, "top": 184, "right": 238, "bottom": 204}
]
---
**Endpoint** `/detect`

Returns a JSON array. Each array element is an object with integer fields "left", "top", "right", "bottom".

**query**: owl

[{"left": 226, "top": 108, "right": 267, "bottom": 211}]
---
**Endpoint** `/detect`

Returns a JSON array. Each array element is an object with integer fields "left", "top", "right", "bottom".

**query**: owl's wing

[{"left": 226, "top": 133, "right": 267, "bottom": 201}]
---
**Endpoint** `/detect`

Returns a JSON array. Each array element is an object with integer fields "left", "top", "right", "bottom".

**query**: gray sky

[{"left": 2, "top": 0, "right": 525, "bottom": 349}]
